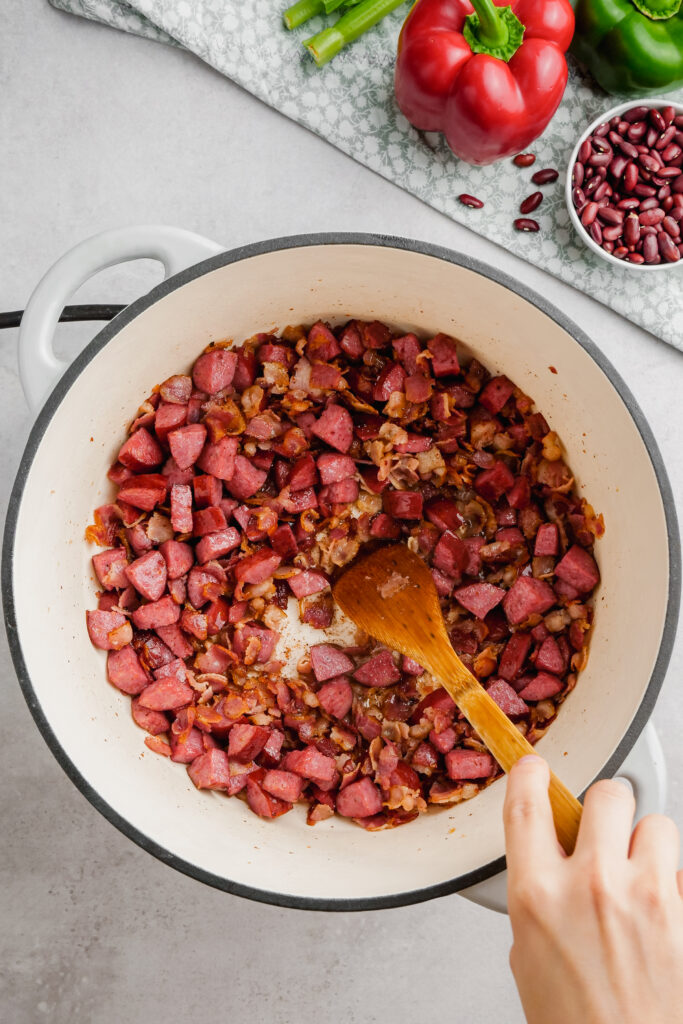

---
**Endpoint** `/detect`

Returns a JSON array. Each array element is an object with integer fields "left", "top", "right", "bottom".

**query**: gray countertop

[{"left": 1, "top": 2, "right": 681, "bottom": 1022}]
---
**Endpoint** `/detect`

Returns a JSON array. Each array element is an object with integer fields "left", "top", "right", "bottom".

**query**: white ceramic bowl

[
  {"left": 565, "top": 99, "right": 683, "bottom": 271},
  {"left": 4, "top": 228, "right": 680, "bottom": 911}
]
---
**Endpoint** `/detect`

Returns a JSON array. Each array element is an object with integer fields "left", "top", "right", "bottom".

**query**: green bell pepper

[{"left": 572, "top": 0, "right": 683, "bottom": 96}]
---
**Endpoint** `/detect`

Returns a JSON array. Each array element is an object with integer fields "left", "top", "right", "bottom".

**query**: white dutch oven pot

[{"left": 4, "top": 227, "right": 679, "bottom": 913}]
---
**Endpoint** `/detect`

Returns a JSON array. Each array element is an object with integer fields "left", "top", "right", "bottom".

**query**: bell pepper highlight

[{"left": 394, "top": 0, "right": 575, "bottom": 165}]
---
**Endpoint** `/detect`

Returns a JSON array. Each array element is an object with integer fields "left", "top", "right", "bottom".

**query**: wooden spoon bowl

[{"left": 333, "top": 543, "right": 582, "bottom": 853}]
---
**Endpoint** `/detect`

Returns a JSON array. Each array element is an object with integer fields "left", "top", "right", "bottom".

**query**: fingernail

[
  {"left": 514, "top": 755, "right": 541, "bottom": 767},
  {"left": 613, "top": 776, "right": 634, "bottom": 793}
]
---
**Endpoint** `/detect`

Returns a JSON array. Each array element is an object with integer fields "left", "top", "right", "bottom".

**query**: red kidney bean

[
  {"left": 663, "top": 196, "right": 674, "bottom": 212},
  {"left": 649, "top": 109, "right": 666, "bottom": 133},
  {"left": 594, "top": 122, "right": 610, "bottom": 138},
  {"left": 584, "top": 175, "right": 601, "bottom": 196},
  {"left": 593, "top": 181, "right": 611, "bottom": 201},
  {"left": 602, "top": 225, "right": 623, "bottom": 242},
  {"left": 603, "top": 241, "right": 615, "bottom": 254},
  {"left": 658, "top": 231, "right": 680, "bottom": 262},
  {"left": 662, "top": 216, "right": 681, "bottom": 238},
  {"left": 459, "top": 194, "right": 484, "bottom": 208},
  {"left": 642, "top": 234, "right": 659, "bottom": 263},
  {"left": 617, "top": 197, "right": 640, "bottom": 210},
  {"left": 610, "top": 155, "right": 628, "bottom": 179},
  {"left": 612, "top": 246, "right": 629, "bottom": 259},
  {"left": 675, "top": 115, "right": 683, "bottom": 128},
  {"left": 513, "top": 218, "right": 540, "bottom": 232},
  {"left": 579, "top": 140, "right": 592, "bottom": 163},
  {"left": 675, "top": 131, "right": 683, "bottom": 147},
  {"left": 639, "top": 153, "right": 660, "bottom": 174},
  {"left": 671, "top": 208, "right": 683, "bottom": 222},
  {"left": 634, "top": 183, "right": 657, "bottom": 197},
  {"left": 573, "top": 162, "right": 585, "bottom": 187},
  {"left": 627, "top": 252, "right": 645, "bottom": 264},
  {"left": 623, "top": 162, "right": 639, "bottom": 192},
  {"left": 520, "top": 191, "right": 543, "bottom": 214},
  {"left": 623, "top": 106, "right": 650, "bottom": 124},
  {"left": 592, "top": 136, "right": 612, "bottom": 153},
  {"left": 627, "top": 122, "right": 647, "bottom": 142},
  {"left": 572, "top": 186, "right": 586, "bottom": 209},
  {"left": 658, "top": 185, "right": 672, "bottom": 201},
  {"left": 646, "top": 127, "right": 659, "bottom": 148},
  {"left": 640, "top": 197, "right": 659, "bottom": 211},
  {"left": 658, "top": 167, "right": 683, "bottom": 179},
  {"left": 581, "top": 201, "right": 599, "bottom": 227},
  {"left": 673, "top": 174, "right": 683, "bottom": 194},
  {"left": 589, "top": 151, "right": 612, "bottom": 168},
  {"left": 640, "top": 224, "right": 657, "bottom": 236},
  {"left": 656, "top": 127, "right": 676, "bottom": 150},
  {"left": 514, "top": 153, "right": 536, "bottom": 167},
  {"left": 598, "top": 206, "right": 623, "bottom": 225},
  {"left": 661, "top": 106, "right": 676, "bottom": 126},
  {"left": 624, "top": 214, "right": 641, "bottom": 247},
  {"left": 531, "top": 168, "right": 559, "bottom": 185},
  {"left": 590, "top": 221, "right": 603, "bottom": 244},
  {"left": 616, "top": 137, "right": 639, "bottom": 159},
  {"left": 639, "top": 207, "right": 665, "bottom": 226},
  {"left": 662, "top": 144, "right": 682, "bottom": 163}
]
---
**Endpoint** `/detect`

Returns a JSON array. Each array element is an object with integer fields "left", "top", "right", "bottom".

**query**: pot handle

[
  {"left": 460, "top": 722, "right": 667, "bottom": 914},
  {"left": 19, "top": 225, "right": 223, "bottom": 414}
]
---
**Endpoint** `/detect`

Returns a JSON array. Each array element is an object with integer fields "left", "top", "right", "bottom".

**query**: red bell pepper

[{"left": 395, "top": 0, "right": 574, "bottom": 165}]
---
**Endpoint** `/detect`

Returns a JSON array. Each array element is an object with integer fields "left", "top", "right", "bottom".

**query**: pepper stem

[
  {"left": 463, "top": 0, "right": 524, "bottom": 62},
  {"left": 469, "top": 0, "right": 508, "bottom": 48}
]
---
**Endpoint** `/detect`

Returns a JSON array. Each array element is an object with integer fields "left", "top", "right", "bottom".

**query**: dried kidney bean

[
  {"left": 520, "top": 192, "right": 543, "bottom": 214},
  {"left": 514, "top": 153, "right": 535, "bottom": 167},
  {"left": 459, "top": 194, "right": 484, "bottom": 208},
  {"left": 532, "top": 168, "right": 559, "bottom": 185}
]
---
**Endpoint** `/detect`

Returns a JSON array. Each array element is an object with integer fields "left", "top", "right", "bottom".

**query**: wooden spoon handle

[{"left": 433, "top": 654, "right": 582, "bottom": 854}]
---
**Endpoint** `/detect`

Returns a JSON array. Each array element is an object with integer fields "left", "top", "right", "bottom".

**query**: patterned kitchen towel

[{"left": 49, "top": 0, "right": 683, "bottom": 349}]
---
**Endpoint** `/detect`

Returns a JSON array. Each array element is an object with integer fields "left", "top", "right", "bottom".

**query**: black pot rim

[{"left": 3, "top": 231, "right": 680, "bottom": 913}]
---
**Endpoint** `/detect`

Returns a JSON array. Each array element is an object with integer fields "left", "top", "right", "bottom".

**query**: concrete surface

[{"left": 1, "top": 2, "right": 681, "bottom": 1022}]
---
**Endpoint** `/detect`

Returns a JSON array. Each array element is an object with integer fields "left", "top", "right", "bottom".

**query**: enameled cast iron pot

[{"left": 4, "top": 227, "right": 680, "bottom": 912}]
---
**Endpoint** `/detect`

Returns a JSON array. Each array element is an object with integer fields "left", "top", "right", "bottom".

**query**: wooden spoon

[{"left": 333, "top": 543, "right": 582, "bottom": 854}]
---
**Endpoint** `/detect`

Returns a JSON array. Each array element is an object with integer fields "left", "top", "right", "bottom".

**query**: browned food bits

[
  {"left": 514, "top": 218, "right": 540, "bottom": 232},
  {"left": 513, "top": 153, "right": 536, "bottom": 167},
  {"left": 459, "top": 193, "right": 484, "bottom": 209},
  {"left": 84, "top": 319, "right": 602, "bottom": 829},
  {"left": 571, "top": 104, "right": 683, "bottom": 264},
  {"left": 520, "top": 191, "right": 543, "bottom": 214},
  {"left": 531, "top": 168, "right": 559, "bottom": 185}
]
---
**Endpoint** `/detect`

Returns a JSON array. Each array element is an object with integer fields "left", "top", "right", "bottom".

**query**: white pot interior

[{"left": 9, "top": 242, "right": 671, "bottom": 905}]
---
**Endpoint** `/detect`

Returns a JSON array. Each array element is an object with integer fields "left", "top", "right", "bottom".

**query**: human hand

[{"left": 504, "top": 755, "right": 683, "bottom": 1024}]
